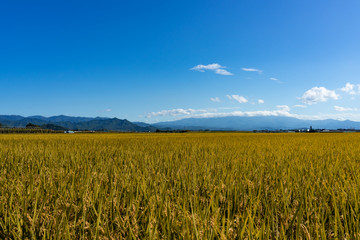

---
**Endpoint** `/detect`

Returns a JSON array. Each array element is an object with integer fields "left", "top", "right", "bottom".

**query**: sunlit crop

[{"left": 0, "top": 133, "right": 359, "bottom": 239}]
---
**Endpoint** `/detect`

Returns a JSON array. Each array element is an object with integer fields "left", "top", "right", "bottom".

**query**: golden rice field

[{"left": 0, "top": 133, "right": 360, "bottom": 239}]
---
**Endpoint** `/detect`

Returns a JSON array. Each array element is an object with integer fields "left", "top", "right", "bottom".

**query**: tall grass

[{"left": 0, "top": 133, "right": 359, "bottom": 239}]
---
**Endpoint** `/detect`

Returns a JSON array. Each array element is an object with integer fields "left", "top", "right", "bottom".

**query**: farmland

[{"left": 0, "top": 133, "right": 359, "bottom": 239}]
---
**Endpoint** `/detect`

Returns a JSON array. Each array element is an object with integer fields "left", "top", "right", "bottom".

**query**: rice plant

[{"left": 0, "top": 132, "right": 359, "bottom": 239}]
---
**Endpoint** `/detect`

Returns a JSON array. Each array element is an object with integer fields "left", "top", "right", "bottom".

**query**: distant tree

[
  {"left": 0, "top": 122, "right": 2, "bottom": 128},
  {"left": 40, "top": 124, "right": 67, "bottom": 131},
  {"left": 26, "top": 123, "right": 40, "bottom": 129}
]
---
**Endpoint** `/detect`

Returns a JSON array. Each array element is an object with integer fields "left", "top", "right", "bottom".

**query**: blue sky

[{"left": 1, "top": 0, "right": 360, "bottom": 122}]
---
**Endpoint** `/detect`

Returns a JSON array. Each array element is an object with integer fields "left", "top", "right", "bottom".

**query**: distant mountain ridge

[
  {"left": 28, "top": 115, "right": 109, "bottom": 123},
  {"left": 153, "top": 116, "right": 360, "bottom": 131},
  {"left": 0, "top": 115, "right": 156, "bottom": 132},
  {"left": 2, "top": 115, "right": 360, "bottom": 132}
]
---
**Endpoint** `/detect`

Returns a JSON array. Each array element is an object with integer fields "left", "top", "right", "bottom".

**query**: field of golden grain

[{"left": 0, "top": 133, "right": 359, "bottom": 239}]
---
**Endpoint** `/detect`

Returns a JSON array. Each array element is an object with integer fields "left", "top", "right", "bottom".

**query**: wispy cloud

[
  {"left": 195, "top": 110, "right": 293, "bottom": 118},
  {"left": 191, "top": 63, "right": 233, "bottom": 75},
  {"left": 276, "top": 105, "right": 290, "bottom": 112},
  {"left": 300, "top": 87, "right": 339, "bottom": 105},
  {"left": 242, "top": 67, "right": 263, "bottom": 74},
  {"left": 270, "top": 77, "right": 282, "bottom": 83},
  {"left": 293, "top": 104, "right": 307, "bottom": 108},
  {"left": 210, "top": 97, "right": 221, "bottom": 102},
  {"left": 191, "top": 111, "right": 360, "bottom": 121},
  {"left": 226, "top": 95, "right": 248, "bottom": 103},
  {"left": 184, "top": 105, "right": 293, "bottom": 119},
  {"left": 146, "top": 108, "right": 211, "bottom": 118},
  {"left": 215, "top": 69, "right": 233, "bottom": 75},
  {"left": 217, "top": 106, "right": 242, "bottom": 110},
  {"left": 97, "top": 108, "right": 112, "bottom": 113},
  {"left": 258, "top": 99, "right": 264, "bottom": 104},
  {"left": 148, "top": 107, "right": 293, "bottom": 120},
  {"left": 334, "top": 106, "right": 357, "bottom": 112},
  {"left": 146, "top": 107, "right": 360, "bottom": 122},
  {"left": 341, "top": 82, "right": 360, "bottom": 95}
]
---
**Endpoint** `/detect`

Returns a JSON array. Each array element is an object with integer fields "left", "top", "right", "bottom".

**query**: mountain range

[
  {"left": 153, "top": 116, "right": 360, "bottom": 131},
  {"left": 0, "top": 115, "right": 156, "bottom": 132},
  {"left": 1, "top": 115, "right": 360, "bottom": 132}
]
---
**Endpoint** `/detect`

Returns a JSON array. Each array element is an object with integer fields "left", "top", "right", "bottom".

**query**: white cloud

[
  {"left": 242, "top": 67, "right": 263, "bottom": 74},
  {"left": 191, "top": 63, "right": 233, "bottom": 75},
  {"left": 300, "top": 87, "right": 339, "bottom": 105},
  {"left": 97, "top": 108, "right": 112, "bottom": 113},
  {"left": 217, "top": 106, "right": 242, "bottom": 110},
  {"left": 293, "top": 105, "right": 307, "bottom": 108},
  {"left": 270, "top": 77, "right": 282, "bottom": 83},
  {"left": 341, "top": 83, "right": 355, "bottom": 95},
  {"left": 334, "top": 106, "right": 357, "bottom": 112},
  {"left": 195, "top": 110, "right": 293, "bottom": 118},
  {"left": 227, "top": 95, "right": 248, "bottom": 103},
  {"left": 258, "top": 99, "right": 264, "bottom": 104},
  {"left": 191, "top": 63, "right": 221, "bottom": 71},
  {"left": 147, "top": 107, "right": 360, "bottom": 122},
  {"left": 276, "top": 105, "right": 290, "bottom": 112},
  {"left": 146, "top": 108, "right": 211, "bottom": 118},
  {"left": 210, "top": 97, "right": 221, "bottom": 102},
  {"left": 341, "top": 82, "right": 360, "bottom": 95},
  {"left": 191, "top": 111, "right": 360, "bottom": 122},
  {"left": 215, "top": 69, "right": 233, "bottom": 75},
  {"left": 148, "top": 107, "right": 294, "bottom": 120}
]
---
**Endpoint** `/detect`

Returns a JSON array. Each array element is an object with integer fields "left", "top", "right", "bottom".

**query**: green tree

[{"left": 26, "top": 123, "right": 40, "bottom": 129}]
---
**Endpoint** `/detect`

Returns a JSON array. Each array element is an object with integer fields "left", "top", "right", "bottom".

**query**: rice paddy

[{"left": 0, "top": 132, "right": 359, "bottom": 239}]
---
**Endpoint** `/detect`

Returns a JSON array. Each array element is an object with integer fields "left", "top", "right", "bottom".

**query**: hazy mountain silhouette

[{"left": 153, "top": 116, "right": 360, "bottom": 131}]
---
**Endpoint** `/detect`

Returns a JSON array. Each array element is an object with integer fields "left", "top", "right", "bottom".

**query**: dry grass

[{"left": 0, "top": 132, "right": 359, "bottom": 239}]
